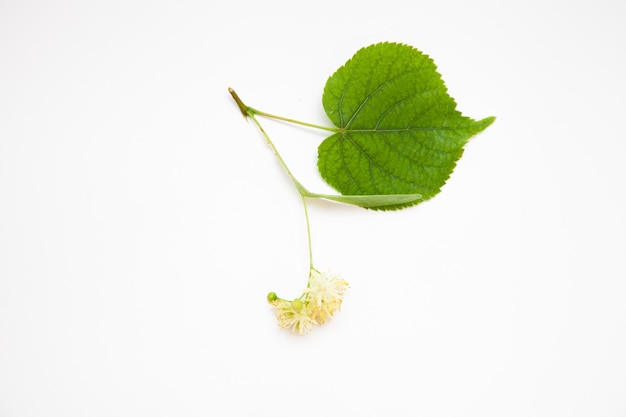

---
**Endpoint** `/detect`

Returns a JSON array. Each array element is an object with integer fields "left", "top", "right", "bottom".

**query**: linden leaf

[{"left": 319, "top": 42, "right": 495, "bottom": 210}]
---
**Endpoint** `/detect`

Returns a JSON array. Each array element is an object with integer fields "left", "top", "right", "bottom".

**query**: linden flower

[
  {"left": 304, "top": 269, "right": 349, "bottom": 324},
  {"left": 271, "top": 298, "right": 317, "bottom": 336},
  {"left": 309, "top": 299, "right": 342, "bottom": 324},
  {"left": 305, "top": 269, "right": 349, "bottom": 307},
  {"left": 268, "top": 269, "right": 349, "bottom": 335}
]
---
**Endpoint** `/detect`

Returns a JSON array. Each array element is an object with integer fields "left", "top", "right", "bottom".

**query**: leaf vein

[
  {"left": 338, "top": 133, "right": 363, "bottom": 193},
  {"left": 373, "top": 89, "right": 440, "bottom": 129},
  {"left": 378, "top": 131, "right": 449, "bottom": 189},
  {"left": 345, "top": 132, "right": 435, "bottom": 192},
  {"left": 345, "top": 68, "right": 424, "bottom": 129}
]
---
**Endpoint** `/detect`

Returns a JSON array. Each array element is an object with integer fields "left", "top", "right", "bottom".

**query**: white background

[{"left": 1, "top": 0, "right": 625, "bottom": 416}]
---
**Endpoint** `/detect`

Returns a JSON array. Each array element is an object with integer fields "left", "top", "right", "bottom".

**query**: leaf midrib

[{"left": 344, "top": 126, "right": 465, "bottom": 133}]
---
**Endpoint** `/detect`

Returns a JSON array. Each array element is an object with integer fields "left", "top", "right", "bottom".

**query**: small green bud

[
  {"left": 267, "top": 292, "right": 278, "bottom": 303},
  {"left": 291, "top": 298, "right": 304, "bottom": 312}
]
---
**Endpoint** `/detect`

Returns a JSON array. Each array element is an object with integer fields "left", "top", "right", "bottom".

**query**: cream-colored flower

[
  {"left": 304, "top": 269, "right": 349, "bottom": 324},
  {"left": 271, "top": 298, "right": 317, "bottom": 336},
  {"left": 268, "top": 269, "right": 349, "bottom": 334},
  {"left": 313, "top": 299, "right": 345, "bottom": 324},
  {"left": 304, "top": 269, "right": 349, "bottom": 307}
]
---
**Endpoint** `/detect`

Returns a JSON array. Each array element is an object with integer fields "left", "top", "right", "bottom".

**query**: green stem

[
  {"left": 228, "top": 87, "right": 249, "bottom": 118},
  {"left": 242, "top": 101, "right": 315, "bottom": 269},
  {"left": 228, "top": 87, "right": 339, "bottom": 133},
  {"left": 247, "top": 112, "right": 309, "bottom": 195},
  {"left": 300, "top": 194, "right": 314, "bottom": 270},
  {"left": 248, "top": 107, "right": 339, "bottom": 133}
]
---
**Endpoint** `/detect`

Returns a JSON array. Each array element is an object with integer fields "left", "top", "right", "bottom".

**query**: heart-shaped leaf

[{"left": 319, "top": 42, "right": 495, "bottom": 210}]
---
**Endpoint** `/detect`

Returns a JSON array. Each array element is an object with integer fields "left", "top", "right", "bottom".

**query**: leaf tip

[
  {"left": 483, "top": 115, "right": 496, "bottom": 126},
  {"left": 479, "top": 115, "right": 496, "bottom": 132}
]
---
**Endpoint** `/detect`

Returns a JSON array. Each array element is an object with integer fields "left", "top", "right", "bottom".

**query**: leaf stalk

[{"left": 228, "top": 88, "right": 339, "bottom": 132}]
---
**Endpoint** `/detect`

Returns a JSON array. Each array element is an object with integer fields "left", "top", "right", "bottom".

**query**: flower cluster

[{"left": 268, "top": 269, "right": 349, "bottom": 335}]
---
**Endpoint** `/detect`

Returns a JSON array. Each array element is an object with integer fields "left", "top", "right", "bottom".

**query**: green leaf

[{"left": 318, "top": 42, "right": 495, "bottom": 210}]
